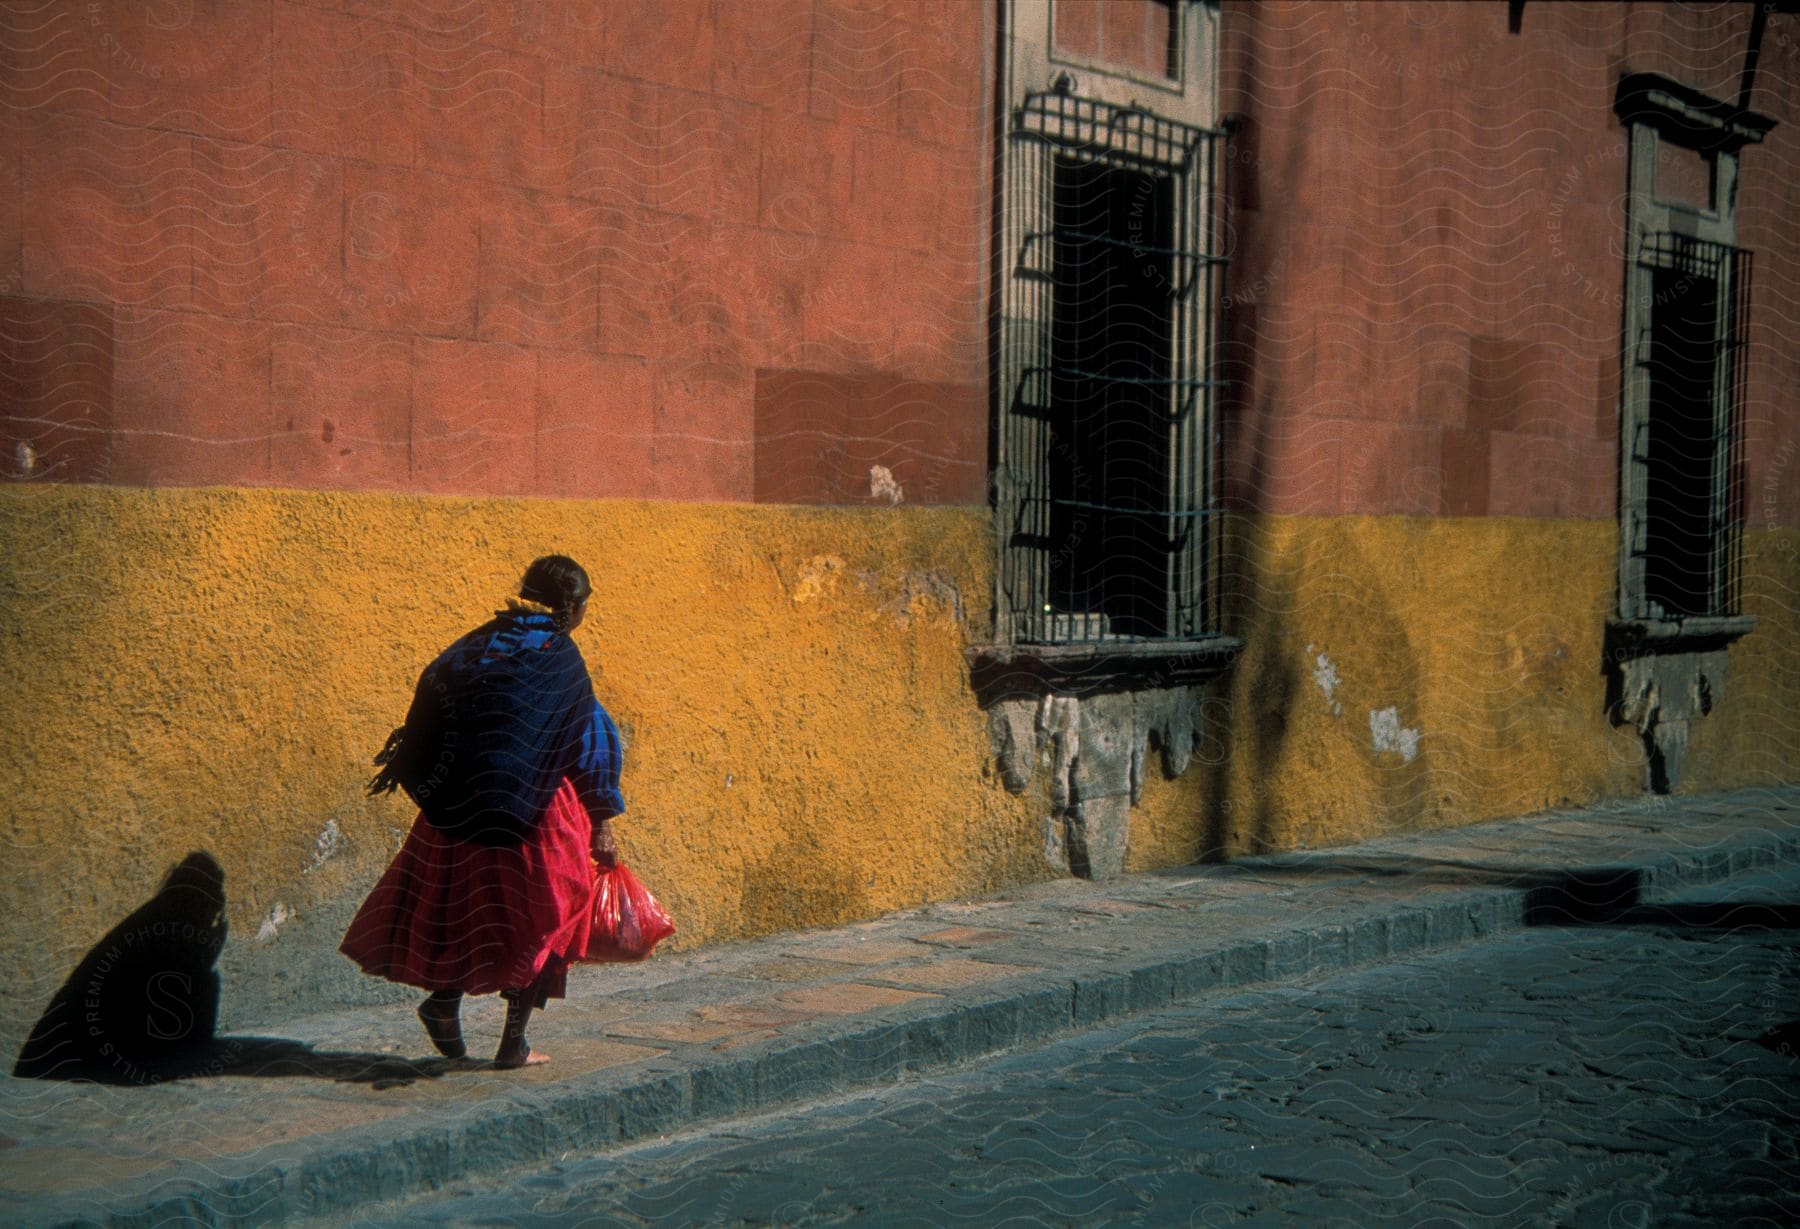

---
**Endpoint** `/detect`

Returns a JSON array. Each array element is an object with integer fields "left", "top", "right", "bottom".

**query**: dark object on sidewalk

[{"left": 14, "top": 852, "right": 228, "bottom": 1082}]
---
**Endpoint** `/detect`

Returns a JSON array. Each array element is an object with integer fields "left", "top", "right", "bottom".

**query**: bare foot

[
  {"left": 493, "top": 1040, "right": 549, "bottom": 1070},
  {"left": 417, "top": 1000, "right": 466, "bottom": 1060}
]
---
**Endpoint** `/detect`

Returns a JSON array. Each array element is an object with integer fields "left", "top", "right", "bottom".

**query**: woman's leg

[
  {"left": 495, "top": 974, "right": 552, "bottom": 1068},
  {"left": 418, "top": 989, "right": 466, "bottom": 1059}
]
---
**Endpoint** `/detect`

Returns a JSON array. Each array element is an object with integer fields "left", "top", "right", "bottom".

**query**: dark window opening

[
  {"left": 1628, "top": 233, "right": 1750, "bottom": 622},
  {"left": 1047, "top": 156, "right": 1173, "bottom": 639},
  {"left": 998, "top": 91, "right": 1229, "bottom": 646},
  {"left": 1643, "top": 267, "right": 1719, "bottom": 619}
]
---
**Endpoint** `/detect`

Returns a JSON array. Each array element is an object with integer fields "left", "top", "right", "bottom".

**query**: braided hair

[{"left": 519, "top": 555, "right": 592, "bottom": 632}]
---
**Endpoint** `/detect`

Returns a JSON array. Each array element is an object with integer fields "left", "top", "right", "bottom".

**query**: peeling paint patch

[
  {"left": 791, "top": 555, "right": 845, "bottom": 604},
  {"left": 303, "top": 819, "right": 343, "bottom": 873},
  {"left": 1369, "top": 707, "right": 1421, "bottom": 762},
  {"left": 889, "top": 569, "right": 966, "bottom": 626},
  {"left": 256, "top": 903, "right": 293, "bottom": 943},
  {"left": 869, "top": 465, "right": 904, "bottom": 504},
  {"left": 1307, "top": 644, "right": 1344, "bottom": 716}
]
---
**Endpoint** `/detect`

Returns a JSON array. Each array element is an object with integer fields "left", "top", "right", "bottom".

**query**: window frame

[
  {"left": 1610, "top": 74, "right": 1772, "bottom": 651},
  {"left": 1048, "top": 0, "right": 1188, "bottom": 97},
  {"left": 979, "top": 0, "right": 1240, "bottom": 691}
]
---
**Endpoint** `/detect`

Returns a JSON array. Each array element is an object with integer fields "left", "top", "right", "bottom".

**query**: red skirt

[{"left": 339, "top": 779, "right": 599, "bottom": 1002}]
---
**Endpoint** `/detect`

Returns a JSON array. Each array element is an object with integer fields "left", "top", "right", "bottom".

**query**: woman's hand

[{"left": 590, "top": 818, "right": 619, "bottom": 868}]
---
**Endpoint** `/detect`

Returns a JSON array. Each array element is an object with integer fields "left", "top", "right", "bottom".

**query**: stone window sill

[
  {"left": 966, "top": 635, "right": 1243, "bottom": 705},
  {"left": 1605, "top": 614, "right": 1756, "bottom": 657}
]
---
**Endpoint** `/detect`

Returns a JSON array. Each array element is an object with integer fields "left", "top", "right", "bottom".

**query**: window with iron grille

[
  {"left": 1610, "top": 73, "right": 1772, "bottom": 638},
  {"left": 1603, "top": 74, "right": 1772, "bottom": 794},
  {"left": 996, "top": 90, "right": 1230, "bottom": 646},
  {"left": 1624, "top": 233, "right": 1751, "bottom": 621}
]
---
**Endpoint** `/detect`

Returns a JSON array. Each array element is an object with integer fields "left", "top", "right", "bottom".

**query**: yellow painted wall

[
  {"left": 0, "top": 484, "right": 1038, "bottom": 1049},
  {"left": 1682, "top": 531, "right": 1800, "bottom": 792},
  {"left": 2, "top": 485, "right": 1795, "bottom": 1055},
  {"left": 1129, "top": 518, "right": 1800, "bottom": 867}
]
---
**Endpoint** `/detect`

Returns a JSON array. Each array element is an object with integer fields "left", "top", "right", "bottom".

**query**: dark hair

[{"left": 519, "top": 555, "right": 592, "bottom": 630}]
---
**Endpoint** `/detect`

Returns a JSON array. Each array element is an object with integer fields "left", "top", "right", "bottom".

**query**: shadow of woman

[
  {"left": 200, "top": 1037, "right": 462, "bottom": 1086},
  {"left": 15, "top": 851, "right": 230, "bottom": 1083},
  {"left": 13, "top": 851, "right": 454, "bottom": 1087}
]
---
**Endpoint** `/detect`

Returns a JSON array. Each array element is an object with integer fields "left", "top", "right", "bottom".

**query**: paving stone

[
  {"left": 914, "top": 926, "right": 1019, "bottom": 947},
  {"left": 735, "top": 956, "right": 876, "bottom": 983},
  {"left": 607, "top": 1014, "right": 769, "bottom": 1044},
  {"left": 867, "top": 958, "right": 1038, "bottom": 991},
  {"left": 1121, "top": 1169, "right": 1277, "bottom": 1214},
  {"left": 0, "top": 1144, "right": 180, "bottom": 1197},
  {"left": 801, "top": 939, "right": 937, "bottom": 966}
]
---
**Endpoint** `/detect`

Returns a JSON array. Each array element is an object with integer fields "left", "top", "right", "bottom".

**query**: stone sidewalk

[{"left": 5, "top": 785, "right": 1798, "bottom": 1229}]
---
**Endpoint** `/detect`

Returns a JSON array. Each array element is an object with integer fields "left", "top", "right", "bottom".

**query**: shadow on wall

[
  {"left": 1199, "top": 516, "right": 1298, "bottom": 861},
  {"left": 737, "top": 826, "right": 873, "bottom": 939},
  {"left": 13, "top": 851, "right": 438, "bottom": 1085},
  {"left": 1199, "top": 95, "right": 1439, "bottom": 860},
  {"left": 1197, "top": 103, "right": 1304, "bottom": 862}
]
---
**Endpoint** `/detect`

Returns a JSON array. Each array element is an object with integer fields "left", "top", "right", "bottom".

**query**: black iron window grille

[
  {"left": 998, "top": 90, "right": 1230, "bottom": 645},
  {"left": 1625, "top": 232, "right": 1752, "bottom": 621}
]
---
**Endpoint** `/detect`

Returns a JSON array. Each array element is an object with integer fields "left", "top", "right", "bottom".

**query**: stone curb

[{"left": 21, "top": 793, "right": 1800, "bottom": 1229}]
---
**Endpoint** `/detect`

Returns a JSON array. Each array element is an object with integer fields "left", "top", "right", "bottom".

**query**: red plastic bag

[{"left": 585, "top": 862, "right": 676, "bottom": 962}]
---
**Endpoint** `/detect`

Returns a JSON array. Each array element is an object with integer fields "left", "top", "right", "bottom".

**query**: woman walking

[{"left": 340, "top": 555, "right": 625, "bottom": 1068}]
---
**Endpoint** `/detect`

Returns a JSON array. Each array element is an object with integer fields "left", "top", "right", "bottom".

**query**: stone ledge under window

[
  {"left": 1605, "top": 614, "right": 1757, "bottom": 657},
  {"left": 966, "top": 635, "right": 1243, "bottom": 706},
  {"left": 1603, "top": 614, "right": 1753, "bottom": 794}
]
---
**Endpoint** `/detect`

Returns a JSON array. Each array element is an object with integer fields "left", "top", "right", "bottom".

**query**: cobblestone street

[{"left": 346, "top": 863, "right": 1800, "bottom": 1228}]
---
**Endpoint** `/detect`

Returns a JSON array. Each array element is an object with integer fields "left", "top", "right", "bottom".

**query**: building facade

[{"left": 2, "top": 0, "right": 1796, "bottom": 1048}]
